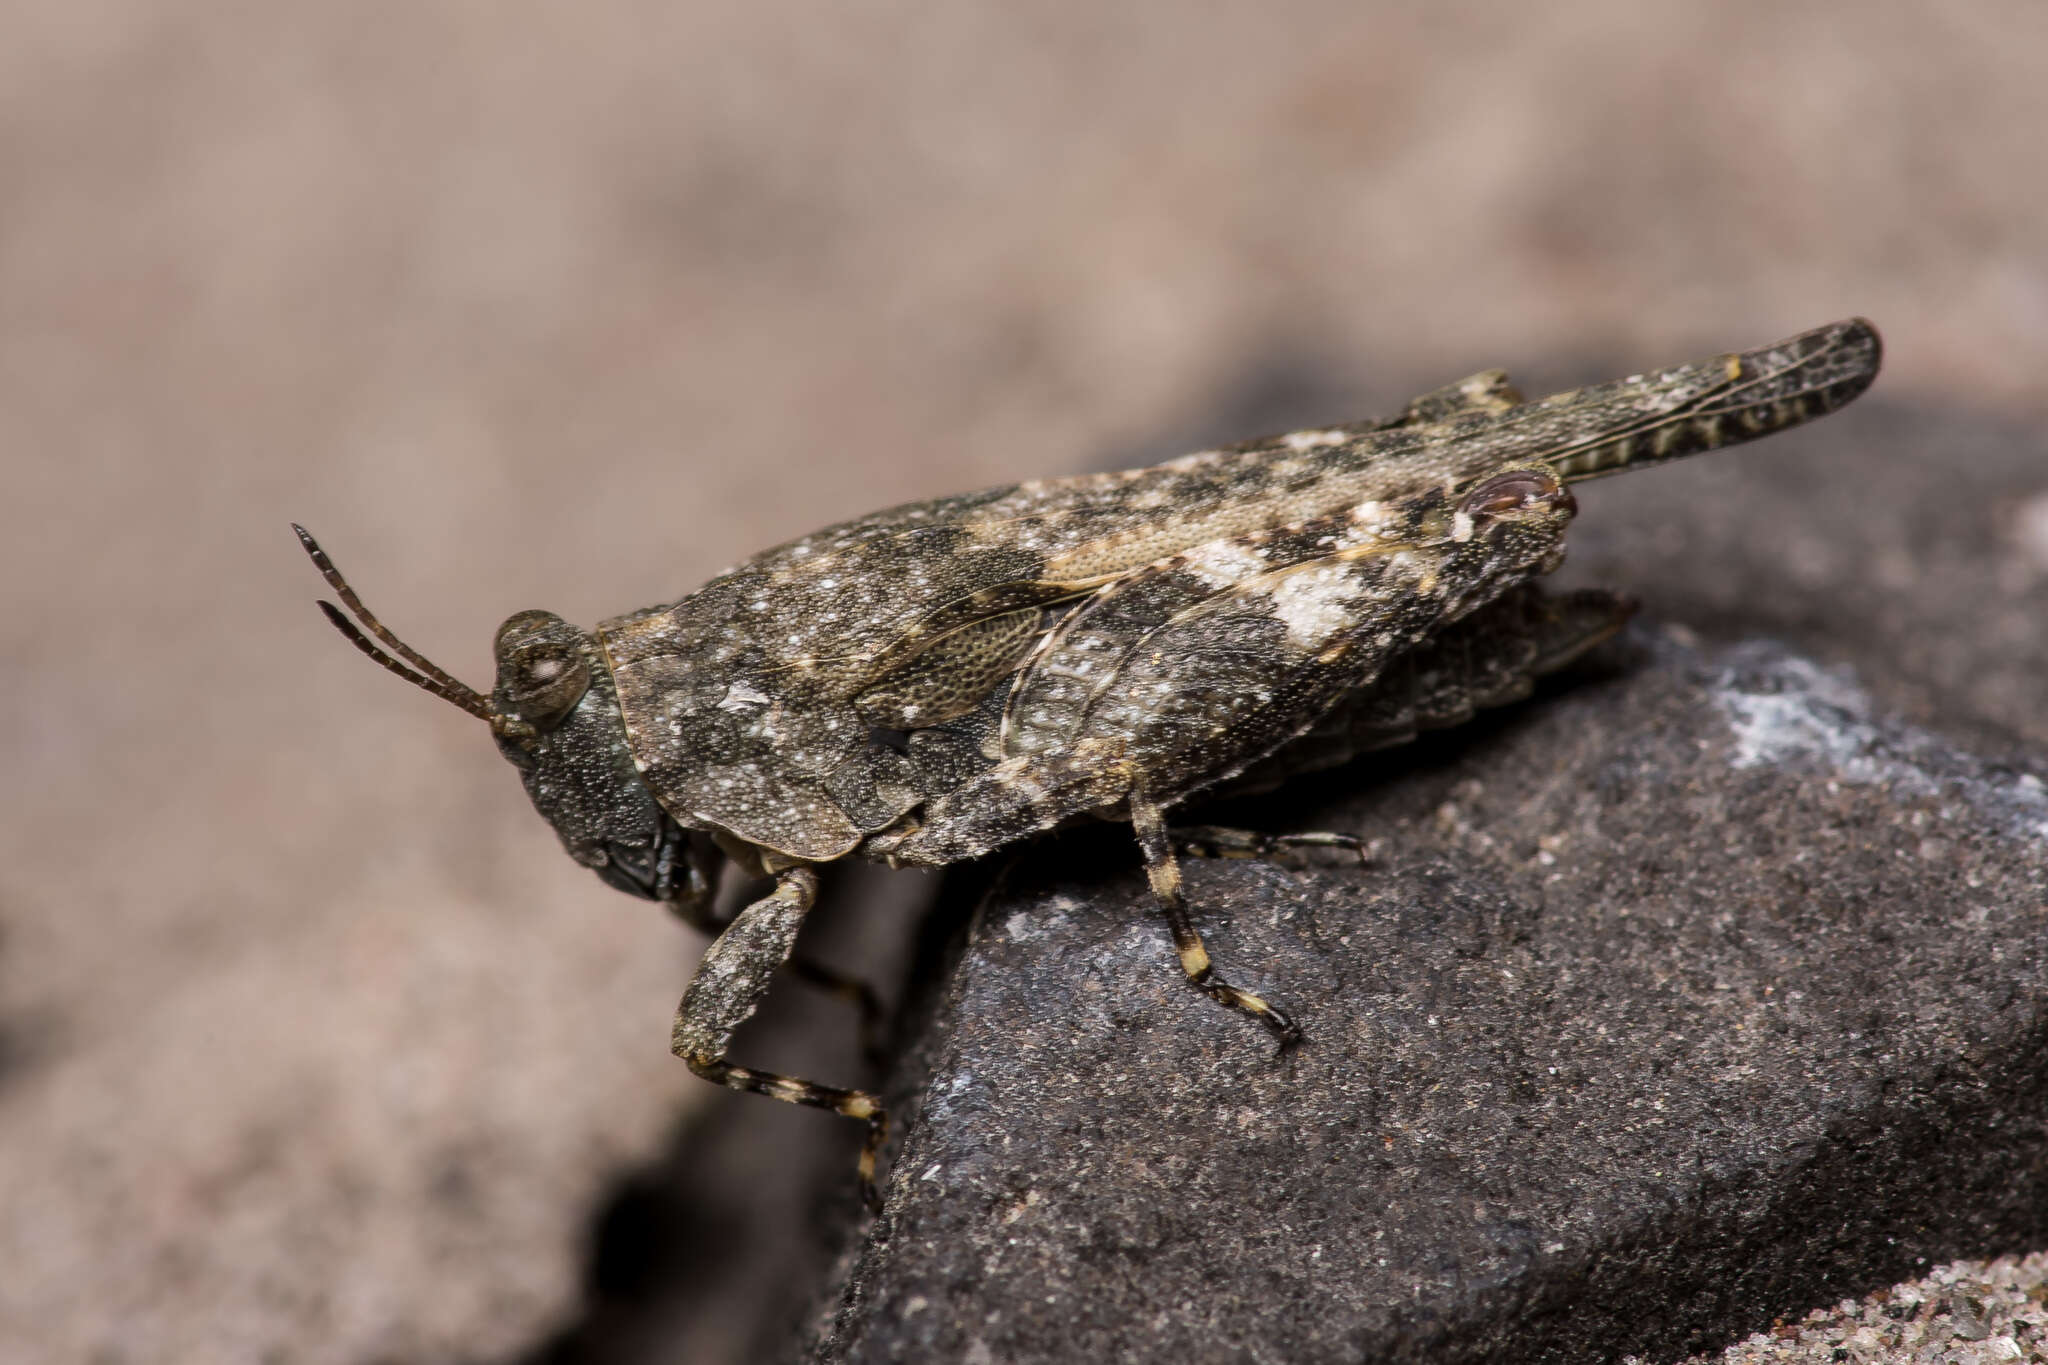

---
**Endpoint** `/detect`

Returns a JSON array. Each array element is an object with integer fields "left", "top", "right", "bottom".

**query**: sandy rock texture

[
  {"left": 1658, "top": 1251, "right": 2048, "bottom": 1365},
  {"left": 2, "top": 4, "right": 2044, "bottom": 1363}
]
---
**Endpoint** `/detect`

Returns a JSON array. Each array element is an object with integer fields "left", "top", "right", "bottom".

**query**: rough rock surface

[{"left": 805, "top": 398, "right": 2048, "bottom": 1364}]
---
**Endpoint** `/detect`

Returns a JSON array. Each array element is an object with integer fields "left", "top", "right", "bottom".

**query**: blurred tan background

[{"left": 3, "top": 3, "right": 2045, "bottom": 1361}]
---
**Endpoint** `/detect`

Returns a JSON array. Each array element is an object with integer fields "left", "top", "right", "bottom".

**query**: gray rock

[{"left": 806, "top": 400, "right": 2048, "bottom": 1364}]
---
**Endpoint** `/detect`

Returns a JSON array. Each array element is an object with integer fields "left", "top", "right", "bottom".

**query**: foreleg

[
  {"left": 667, "top": 883, "right": 887, "bottom": 1063},
  {"left": 670, "top": 867, "right": 889, "bottom": 1208}
]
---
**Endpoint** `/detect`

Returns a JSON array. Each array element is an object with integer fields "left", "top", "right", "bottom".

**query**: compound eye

[
  {"left": 1462, "top": 468, "right": 1575, "bottom": 520},
  {"left": 493, "top": 610, "right": 594, "bottom": 731},
  {"left": 511, "top": 650, "right": 590, "bottom": 725}
]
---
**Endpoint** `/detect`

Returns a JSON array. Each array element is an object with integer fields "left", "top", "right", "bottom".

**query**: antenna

[{"left": 294, "top": 524, "right": 494, "bottom": 722}]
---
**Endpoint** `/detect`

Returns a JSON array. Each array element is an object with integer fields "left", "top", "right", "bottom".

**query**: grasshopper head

[{"left": 294, "top": 526, "right": 719, "bottom": 911}]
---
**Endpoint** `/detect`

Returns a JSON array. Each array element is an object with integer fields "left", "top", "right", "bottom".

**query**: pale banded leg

[
  {"left": 1128, "top": 789, "right": 1303, "bottom": 1049},
  {"left": 885, "top": 752, "right": 1305, "bottom": 1046},
  {"left": 670, "top": 866, "right": 889, "bottom": 1209}
]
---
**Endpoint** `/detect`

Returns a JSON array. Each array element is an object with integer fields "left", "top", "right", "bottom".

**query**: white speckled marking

[
  {"left": 1179, "top": 539, "right": 1271, "bottom": 587},
  {"left": 717, "top": 681, "right": 771, "bottom": 712},
  {"left": 1268, "top": 563, "right": 1360, "bottom": 648}
]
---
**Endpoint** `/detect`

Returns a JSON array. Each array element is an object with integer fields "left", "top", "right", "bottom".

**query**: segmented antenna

[{"left": 294, "top": 524, "right": 494, "bottom": 721}]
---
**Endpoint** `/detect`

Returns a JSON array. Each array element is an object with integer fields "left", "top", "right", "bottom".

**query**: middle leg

[
  {"left": 879, "top": 749, "right": 1303, "bottom": 1049},
  {"left": 1129, "top": 788, "right": 1304, "bottom": 1050}
]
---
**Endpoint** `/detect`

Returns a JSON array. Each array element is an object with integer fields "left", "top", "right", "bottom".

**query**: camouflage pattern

[{"left": 298, "top": 318, "right": 1882, "bottom": 1206}]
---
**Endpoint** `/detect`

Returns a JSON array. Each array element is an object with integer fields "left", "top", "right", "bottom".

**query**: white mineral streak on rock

[
  {"left": 1001, "top": 895, "right": 1075, "bottom": 943},
  {"left": 1715, "top": 651, "right": 1909, "bottom": 785},
  {"left": 1711, "top": 642, "right": 2048, "bottom": 844}
]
